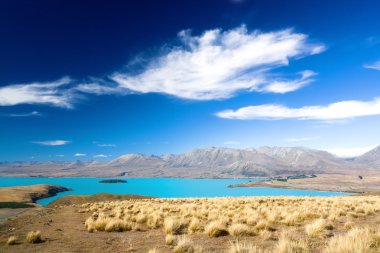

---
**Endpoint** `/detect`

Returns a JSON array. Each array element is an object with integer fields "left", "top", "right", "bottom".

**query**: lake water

[{"left": 0, "top": 177, "right": 348, "bottom": 206}]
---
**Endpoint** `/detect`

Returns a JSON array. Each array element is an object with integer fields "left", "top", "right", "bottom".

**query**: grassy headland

[{"left": 0, "top": 184, "right": 70, "bottom": 204}]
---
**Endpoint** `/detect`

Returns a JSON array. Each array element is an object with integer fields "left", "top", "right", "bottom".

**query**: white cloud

[
  {"left": 75, "top": 82, "right": 127, "bottom": 95},
  {"left": 216, "top": 97, "right": 380, "bottom": 121},
  {"left": 8, "top": 111, "right": 41, "bottom": 117},
  {"left": 0, "top": 77, "right": 78, "bottom": 108},
  {"left": 364, "top": 60, "right": 380, "bottom": 71},
  {"left": 32, "top": 140, "right": 71, "bottom": 146},
  {"left": 283, "top": 136, "right": 321, "bottom": 142},
  {"left": 324, "top": 145, "right": 378, "bottom": 158},
  {"left": 261, "top": 70, "right": 316, "bottom": 93},
  {"left": 93, "top": 154, "right": 111, "bottom": 158},
  {"left": 56, "top": 154, "right": 65, "bottom": 157},
  {"left": 111, "top": 26, "right": 324, "bottom": 100},
  {"left": 74, "top": 153, "right": 87, "bottom": 157}
]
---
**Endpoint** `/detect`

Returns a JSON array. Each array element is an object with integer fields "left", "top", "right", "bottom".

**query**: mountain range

[{"left": 1, "top": 146, "right": 379, "bottom": 178}]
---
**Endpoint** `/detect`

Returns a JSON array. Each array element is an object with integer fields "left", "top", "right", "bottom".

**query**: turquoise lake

[{"left": 0, "top": 177, "right": 348, "bottom": 206}]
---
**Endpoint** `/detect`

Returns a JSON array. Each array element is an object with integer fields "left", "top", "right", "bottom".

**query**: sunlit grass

[{"left": 77, "top": 195, "right": 380, "bottom": 252}]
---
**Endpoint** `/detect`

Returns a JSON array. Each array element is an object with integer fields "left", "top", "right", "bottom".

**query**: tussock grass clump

[
  {"left": 188, "top": 218, "right": 203, "bottom": 233},
  {"left": 85, "top": 217, "right": 96, "bottom": 232},
  {"left": 275, "top": 234, "right": 309, "bottom": 253},
  {"left": 228, "top": 223, "right": 252, "bottom": 237},
  {"left": 6, "top": 236, "right": 17, "bottom": 245},
  {"left": 147, "top": 214, "right": 163, "bottom": 229},
  {"left": 255, "top": 220, "right": 271, "bottom": 231},
  {"left": 173, "top": 236, "right": 196, "bottom": 253},
  {"left": 305, "top": 219, "right": 331, "bottom": 238},
  {"left": 164, "top": 218, "right": 182, "bottom": 235},
  {"left": 26, "top": 230, "right": 42, "bottom": 244},
  {"left": 229, "top": 240, "right": 265, "bottom": 253},
  {"left": 94, "top": 217, "right": 109, "bottom": 231},
  {"left": 325, "top": 227, "right": 379, "bottom": 253},
  {"left": 205, "top": 221, "right": 229, "bottom": 237},
  {"left": 165, "top": 234, "right": 176, "bottom": 245},
  {"left": 105, "top": 219, "right": 131, "bottom": 232},
  {"left": 343, "top": 221, "right": 354, "bottom": 230},
  {"left": 284, "top": 213, "right": 301, "bottom": 226},
  {"left": 136, "top": 213, "right": 147, "bottom": 224}
]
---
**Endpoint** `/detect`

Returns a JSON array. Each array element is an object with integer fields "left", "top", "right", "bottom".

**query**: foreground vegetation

[
  {"left": 2, "top": 195, "right": 380, "bottom": 252},
  {"left": 80, "top": 196, "right": 380, "bottom": 252}
]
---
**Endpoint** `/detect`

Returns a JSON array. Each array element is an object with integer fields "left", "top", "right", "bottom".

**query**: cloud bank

[
  {"left": 32, "top": 140, "right": 71, "bottom": 146},
  {"left": 216, "top": 98, "right": 380, "bottom": 121}
]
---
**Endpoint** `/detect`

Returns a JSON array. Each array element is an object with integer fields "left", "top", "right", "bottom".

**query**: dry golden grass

[
  {"left": 6, "top": 236, "right": 17, "bottom": 245},
  {"left": 275, "top": 234, "right": 309, "bottom": 253},
  {"left": 325, "top": 227, "right": 379, "bottom": 253},
  {"left": 165, "top": 234, "right": 176, "bottom": 245},
  {"left": 78, "top": 195, "right": 380, "bottom": 252},
  {"left": 229, "top": 240, "right": 264, "bottom": 253},
  {"left": 164, "top": 218, "right": 183, "bottom": 235},
  {"left": 173, "top": 236, "right": 196, "bottom": 253},
  {"left": 204, "top": 220, "right": 229, "bottom": 237},
  {"left": 305, "top": 219, "right": 331, "bottom": 238},
  {"left": 228, "top": 224, "right": 252, "bottom": 237},
  {"left": 147, "top": 248, "right": 161, "bottom": 253},
  {"left": 26, "top": 230, "right": 42, "bottom": 244}
]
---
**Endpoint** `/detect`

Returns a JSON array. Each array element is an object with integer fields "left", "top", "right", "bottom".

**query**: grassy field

[{"left": 1, "top": 195, "right": 380, "bottom": 252}]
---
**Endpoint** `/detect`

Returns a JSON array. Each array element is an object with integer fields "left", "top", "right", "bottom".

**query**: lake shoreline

[
  {"left": 229, "top": 181, "right": 359, "bottom": 194},
  {"left": 229, "top": 173, "right": 380, "bottom": 194},
  {"left": 0, "top": 177, "right": 351, "bottom": 207}
]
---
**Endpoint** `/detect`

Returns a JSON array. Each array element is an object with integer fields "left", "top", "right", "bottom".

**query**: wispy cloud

[
  {"left": 324, "top": 145, "right": 378, "bottom": 158},
  {"left": 283, "top": 136, "right": 320, "bottom": 143},
  {"left": 261, "top": 70, "right": 316, "bottom": 93},
  {"left": 8, "top": 111, "right": 42, "bottom": 117},
  {"left": 111, "top": 26, "right": 324, "bottom": 100},
  {"left": 75, "top": 79, "right": 128, "bottom": 95},
  {"left": 364, "top": 60, "right": 380, "bottom": 71},
  {"left": 56, "top": 154, "right": 65, "bottom": 157},
  {"left": 96, "top": 143, "right": 116, "bottom": 147},
  {"left": 32, "top": 140, "right": 71, "bottom": 146},
  {"left": 216, "top": 97, "right": 380, "bottom": 121},
  {"left": 93, "top": 154, "right": 111, "bottom": 158},
  {"left": 0, "top": 77, "right": 78, "bottom": 108},
  {"left": 74, "top": 153, "right": 87, "bottom": 157}
]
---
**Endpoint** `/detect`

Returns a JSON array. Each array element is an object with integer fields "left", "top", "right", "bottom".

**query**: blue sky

[{"left": 1, "top": 0, "right": 380, "bottom": 161}]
